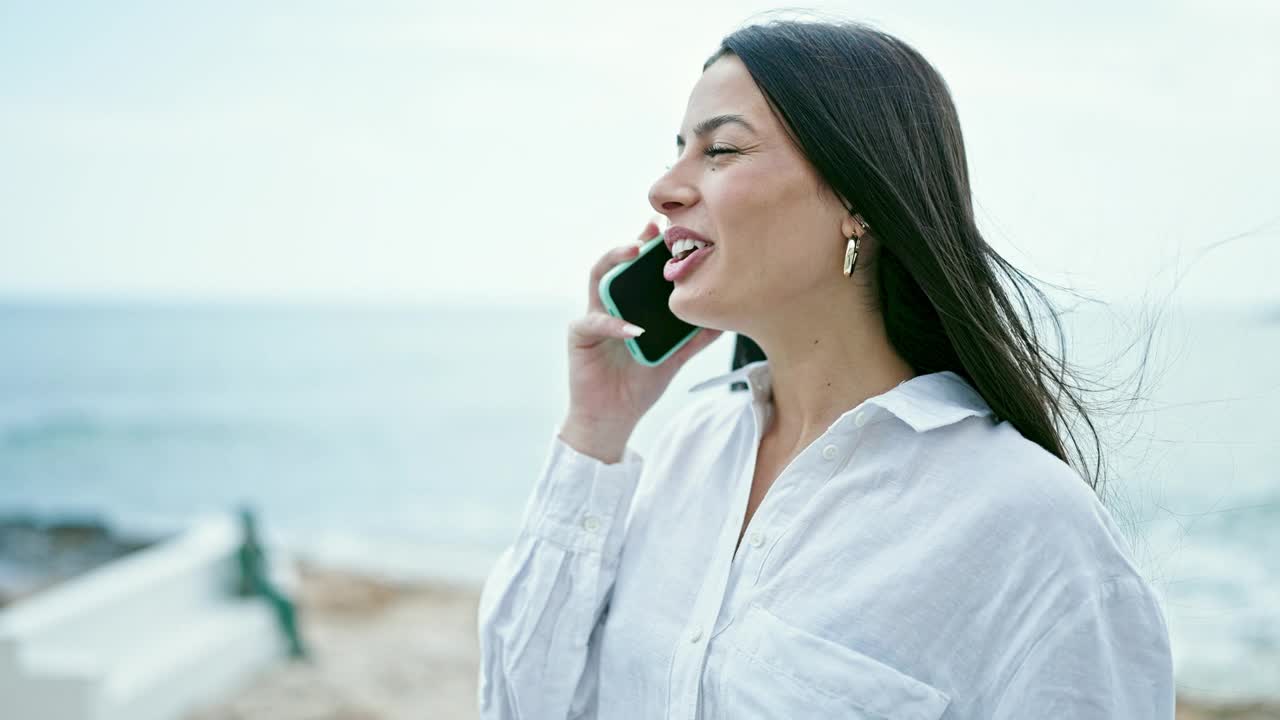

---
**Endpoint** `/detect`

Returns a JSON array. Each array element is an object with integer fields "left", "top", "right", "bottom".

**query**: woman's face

[{"left": 648, "top": 53, "right": 850, "bottom": 333}]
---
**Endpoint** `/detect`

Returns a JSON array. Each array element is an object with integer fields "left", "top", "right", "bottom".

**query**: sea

[{"left": 0, "top": 297, "right": 1275, "bottom": 701}]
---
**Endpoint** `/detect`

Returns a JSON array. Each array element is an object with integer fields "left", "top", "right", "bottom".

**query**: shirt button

[
  {"left": 821, "top": 444, "right": 839, "bottom": 460},
  {"left": 854, "top": 410, "right": 868, "bottom": 427},
  {"left": 748, "top": 532, "right": 764, "bottom": 547},
  {"left": 689, "top": 629, "right": 703, "bottom": 643},
  {"left": 582, "top": 515, "right": 600, "bottom": 532}
]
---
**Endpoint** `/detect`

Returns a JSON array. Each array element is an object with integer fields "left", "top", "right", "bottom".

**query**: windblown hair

[{"left": 711, "top": 13, "right": 1157, "bottom": 497}]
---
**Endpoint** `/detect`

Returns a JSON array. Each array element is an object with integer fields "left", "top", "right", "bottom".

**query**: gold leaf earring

[{"left": 843, "top": 213, "right": 870, "bottom": 277}]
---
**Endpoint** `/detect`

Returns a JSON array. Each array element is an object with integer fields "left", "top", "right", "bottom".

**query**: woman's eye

[{"left": 668, "top": 146, "right": 736, "bottom": 169}]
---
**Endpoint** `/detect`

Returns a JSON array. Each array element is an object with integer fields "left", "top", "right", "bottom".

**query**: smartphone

[{"left": 597, "top": 230, "right": 703, "bottom": 366}]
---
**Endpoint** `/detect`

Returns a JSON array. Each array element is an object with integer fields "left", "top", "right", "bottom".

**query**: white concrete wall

[{"left": 0, "top": 514, "right": 295, "bottom": 720}]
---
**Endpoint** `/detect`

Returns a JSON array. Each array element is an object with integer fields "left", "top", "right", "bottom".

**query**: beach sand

[
  {"left": 185, "top": 563, "right": 482, "bottom": 720},
  {"left": 183, "top": 563, "right": 1278, "bottom": 720}
]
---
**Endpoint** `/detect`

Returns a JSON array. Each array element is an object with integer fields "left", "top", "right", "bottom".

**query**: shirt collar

[{"left": 688, "top": 359, "right": 994, "bottom": 433}]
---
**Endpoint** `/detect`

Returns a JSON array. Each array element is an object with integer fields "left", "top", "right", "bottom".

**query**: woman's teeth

[{"left": 671, "top": 238, "right": 711, "bottom": 259}]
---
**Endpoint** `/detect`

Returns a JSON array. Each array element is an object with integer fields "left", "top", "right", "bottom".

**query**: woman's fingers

[
  {"left": 569, "top": 310, "right": 645, "bottom": 349},
  {"left": 637, "top": 218, "right": 661, "bottom": 243}
]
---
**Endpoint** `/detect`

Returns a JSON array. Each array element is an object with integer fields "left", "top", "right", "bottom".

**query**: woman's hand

[{"left": 559, "top": 218, "right": 724, "bottom": 459}]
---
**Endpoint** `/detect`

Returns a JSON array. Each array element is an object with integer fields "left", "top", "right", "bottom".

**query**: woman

[{"left": 477, "top": 17, "right": 1173, "bottom": 719}]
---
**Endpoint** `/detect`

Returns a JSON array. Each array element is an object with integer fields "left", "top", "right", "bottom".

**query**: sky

[{"left": 1, "top": 0, "right": 1277, "bottom": 306}]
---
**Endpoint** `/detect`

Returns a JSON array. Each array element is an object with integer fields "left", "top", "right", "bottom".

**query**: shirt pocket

[{"left": 716, "top": 602, "right": 951, "bottom": 720}]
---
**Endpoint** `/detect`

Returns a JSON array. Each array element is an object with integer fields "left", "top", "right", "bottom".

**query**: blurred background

[{"left": 1, "top": 1, "right": 1277, "bottom": 718}]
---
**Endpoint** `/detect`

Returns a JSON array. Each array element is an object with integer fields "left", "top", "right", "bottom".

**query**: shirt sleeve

[
  {"left": 991, "top": 575, "right": 1176, "bottom": 719},
  {"left": 476, "top": 422, "right": 645, "bottom": 720}
]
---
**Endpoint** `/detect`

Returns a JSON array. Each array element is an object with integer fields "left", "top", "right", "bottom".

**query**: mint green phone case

[{"left": 597, "top": 231, "right": 702, "bottom": 367}]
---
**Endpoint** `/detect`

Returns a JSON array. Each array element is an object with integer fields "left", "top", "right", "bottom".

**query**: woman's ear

[{"left": 843, "top": 213, "right": 870, "bottom": 240}]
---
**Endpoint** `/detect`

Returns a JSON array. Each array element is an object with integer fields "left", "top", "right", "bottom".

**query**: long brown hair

[{"left": 712, "top": 15, "right": 1158, "bottom": 497}]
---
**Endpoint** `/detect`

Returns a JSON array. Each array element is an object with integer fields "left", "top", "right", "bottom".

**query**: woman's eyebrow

[{"left": 676, "top": 114, "right": 756, "bottom": 150}]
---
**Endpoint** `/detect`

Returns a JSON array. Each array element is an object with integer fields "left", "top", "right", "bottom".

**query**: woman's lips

[{"left": 663, "top": 244, "right": 715, "bottom": 282}]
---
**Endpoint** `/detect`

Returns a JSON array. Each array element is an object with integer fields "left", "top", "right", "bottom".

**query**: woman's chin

[{"left": 669, "top": 289, "right": 718, "bottom": 328}]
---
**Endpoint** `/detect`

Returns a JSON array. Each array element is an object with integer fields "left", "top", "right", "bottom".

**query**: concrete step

[{"left": 0, "top": 512, "right": 296, "bottom": 720}]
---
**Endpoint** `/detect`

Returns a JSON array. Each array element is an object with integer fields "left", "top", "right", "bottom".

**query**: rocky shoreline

[{"left": 0, "top": 515, "right": 157, "bottom": 608}]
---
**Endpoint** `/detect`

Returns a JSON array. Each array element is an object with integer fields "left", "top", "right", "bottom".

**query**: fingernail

[{"left": 623, "top": 323, "right": 645, "bottom": 336}]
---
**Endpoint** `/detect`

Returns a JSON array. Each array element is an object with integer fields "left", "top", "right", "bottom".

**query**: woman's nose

[{"left": 648, "top": 164, "right": 696, "bottom": 215}]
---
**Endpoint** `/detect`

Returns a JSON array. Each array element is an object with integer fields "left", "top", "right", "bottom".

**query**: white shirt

[{"left": 476, "top": 360, "right": 1174, "bottom": 719}]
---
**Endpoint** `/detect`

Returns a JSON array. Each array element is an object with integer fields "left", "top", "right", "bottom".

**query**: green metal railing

[{"left": 235, "top": 506, "right": 308, "bottom": 660}]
